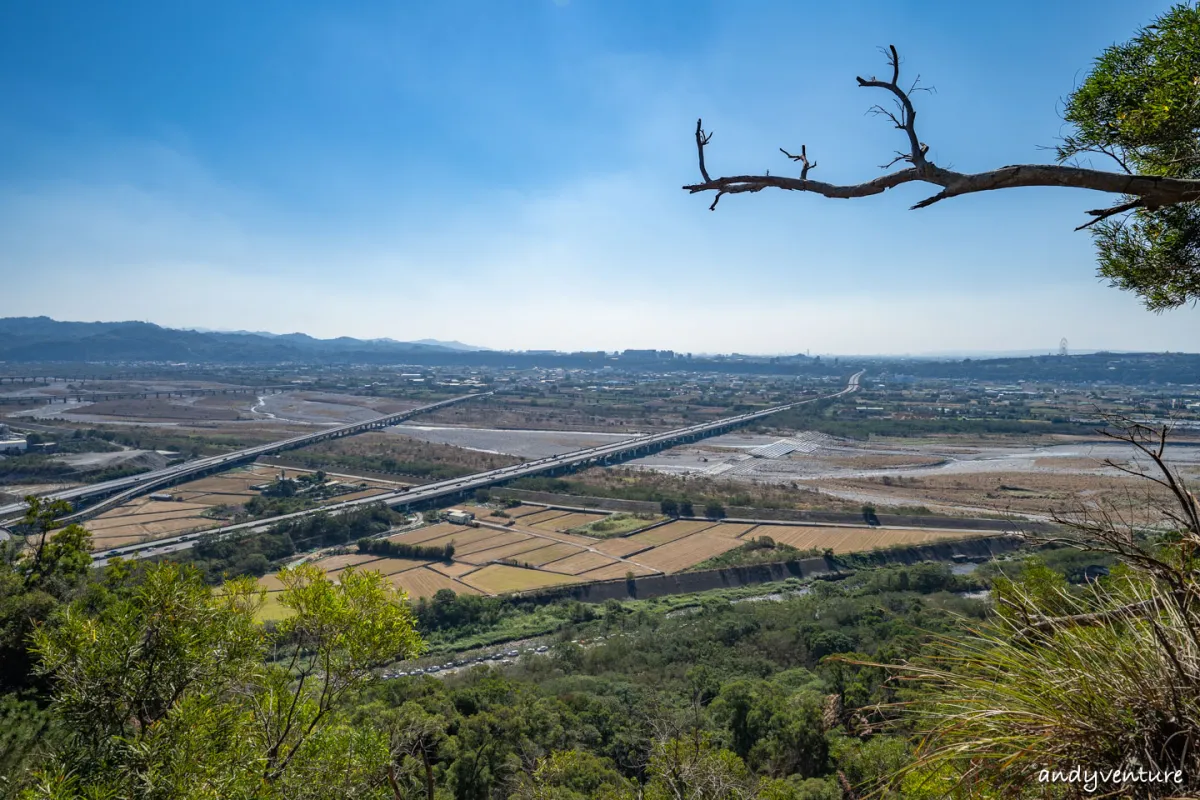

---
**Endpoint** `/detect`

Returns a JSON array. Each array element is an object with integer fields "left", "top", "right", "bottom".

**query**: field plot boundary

[
  {"left": 453, "top": 531, "right": 532, "bottom": 556},
  {"left": 516, "top": 509, "right": 575, "bottom": 526},
  {"left": 539, "top": 551, "right": 621, "bottom": 575},
  {"left": 527, "top": 512, "right": 606, "bottom": 533},
  {"left": 634, "top": 532, "right": 743, "bottom": 571},
  {"left": 461, "top": 538, "right": 552, "bottom": 564},
  {"left": 627, "top": 520, "right": 722, "bottom": 547},
  {"left": 460, "top": 564, "right": 584, "bottom": 594},
  {"left": 508, "top": 542, "right": 584, "bottom": 567},
  {"left": 593, "top": 538, "right": 655, "bottom": 558}
]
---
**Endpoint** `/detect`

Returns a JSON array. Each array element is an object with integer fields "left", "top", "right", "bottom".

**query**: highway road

[
  {"left": 0, "top": 392, "right": 490, "bottom": 524},
  {"left": 91, "top": 371, "right": 863, "bottom": 564}
]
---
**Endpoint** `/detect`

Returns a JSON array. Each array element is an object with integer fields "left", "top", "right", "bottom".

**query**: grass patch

[
  {"left": 568, "top": 512, "right": 661, "bottom": 538},
  {"left": 690, "top": 537, "right": 821, "bottom": 571}
]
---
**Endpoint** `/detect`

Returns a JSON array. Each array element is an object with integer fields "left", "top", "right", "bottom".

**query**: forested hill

[{"left": 0, "top": 317, "right": 465, "bottom": 364}]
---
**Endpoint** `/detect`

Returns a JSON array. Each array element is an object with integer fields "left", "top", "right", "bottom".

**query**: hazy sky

[{"left": 2, "top": 1, "right": 1197, "bottom": 354}]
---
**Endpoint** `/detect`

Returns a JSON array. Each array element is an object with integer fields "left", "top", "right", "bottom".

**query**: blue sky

[{"left": 2, "top": 0, "right": 1196, "bottom": 354}]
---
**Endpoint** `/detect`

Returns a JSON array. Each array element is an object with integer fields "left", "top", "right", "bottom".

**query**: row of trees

[
  {"left": 357, "top": 537, "right": 456, "bottom": 562},
  {"left": 660, "top": 498, "right": 726, "bottom": 519}
]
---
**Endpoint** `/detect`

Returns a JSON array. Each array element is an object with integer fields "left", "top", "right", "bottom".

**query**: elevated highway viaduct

[
  {"left": 93, "top": 371, "right": 863, "bottom": 563},
  {"left": 0, "top": 392, "right": 491, "bottom": 525}
]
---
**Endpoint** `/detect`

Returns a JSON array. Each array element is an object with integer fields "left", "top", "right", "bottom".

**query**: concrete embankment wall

[
  {"left": 525, "top": 534, "right": 1025, "bottom": 604},
  {"left": 496, "top": 488, "right": 1055, "bottom": 534}
]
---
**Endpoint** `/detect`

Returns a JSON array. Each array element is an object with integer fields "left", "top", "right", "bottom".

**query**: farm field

[
  {"left": 593, "top": 537, "right": 654, "bottom": 557},
  {"left": 459, "top": 538, "right": 550, "bottom": 565},
  {"left": 634, "top": 533, "right": 744, "bottom": 572},
  {"left": 388, "top": 567, "right": 481, "bottom": 597},
  {"left": 503, "top": 505, "right": 551, "bottom": 519},
  {"left": 85, "top": 463, "right": 395, "bottom": 549},
  {"left": 461, "top": 564, "right": 583, "bottom": 594},
  {"left": 628, "top": 520, "right": 720, "bottom": 546},
  {"left": 540, "top": 551, "right": 621, "bottom": 575},
  {"left": 388, "top": 522, "right": 466, "bottom": 544},
  {"left": 250, "top": 505, "right": 987, "bottom": 610},
  {"left": 430, "top": 561, "right": 481, "bottom": 578},
  {"left": 576, "top": 561, "right": 659, "bottom": 580},
  {"left": 511, "top": 542, "right": 585, "bottom": 567},
  {"left": 517, "top": 509, "right": 572, "bottom": 526},
  {"left": 452, "top": 531, "right": 532, "bottom": 556},
  {"left": 527, "top": 512, "right": 607, "bottom": 532},
  {"left": 416, "top": 527, "right": 499, "bottom": 551}
]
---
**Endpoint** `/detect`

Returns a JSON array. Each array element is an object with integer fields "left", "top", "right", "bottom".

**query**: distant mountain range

[
  {"left": 0, "top": 317, "right": 482, "bottom": 364},
  {"left": 183, "top": 327, "right": 486, "bottom": 351},
  {"left": 2, "top": 317, "right": 1198, "bottom": 384}
]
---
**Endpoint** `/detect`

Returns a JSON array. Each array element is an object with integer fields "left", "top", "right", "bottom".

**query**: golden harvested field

[
  {"left": 502, "top": 525, "right": 603, "bottom": 547},
  {"left": 359, "top": 557, "right": 428, "bottom": 576},
  {"left": 636, "top": 533, "right": 743, "bottom": 572},
  {"left": 418, "top": 527, "right": 500, "bottom": 550},
  {"left": 528, "top": 512, "right": 607, "bottom": 532},
  {"left": 512, "top": 543, "right": 585, "bottom": 567},
  {"left": 388, "top": 567, "right": 480, "bottom": 598},
  {"left": 388, "top": 523, "right": 463, "bottom": 544},
  {"left": 504, "top": 505, "right": 549, "bottom": 518},
  {"left": 110, "top": 499, "right": 212, "bottom": 517},
  {"left": 454, "top": 531, "right": 531, "bottom": 556},
  {"left": 462, "top": 564, "right": 583, "bottom": 594},
  {"left": 312, "top": 553, "right": 382, "bottom": 572},
  {"left": 430, "top": 561, "right": 481, "bottom": 578},
  {"left": 140, "top": 517, "right": 218, "bottom": 536},
  {"left": 740, "top": 524, "right": 979, "bottom": 553},
  {"left": 577, "top": 561, "right": 659, "bottom": 580},
  {"left": 518, "top": 509, "right": 572, "bottom": 526},
  {"left": 89, "top": 508, "right": 204, "bottom": 528},
  {"left": 593, "top": 538, "right": 653, "bottom": 557},
  {"left": 699, "top": 522, "right": 759, "bottom": 539},
  {"left": 89, "top": 515, "right": 218, "bottom": 545},
  {"left": 540, "top": 551, "right": 619, "bottom": 575},
  {"left": 629, "top": 520, "right": 719, "bottom": 546},
  {"left": 180, "top": 471, "right": 269, "bottom": 493},
  {"left": 460, "top": 538, "right": 549, "bottom": 565}
]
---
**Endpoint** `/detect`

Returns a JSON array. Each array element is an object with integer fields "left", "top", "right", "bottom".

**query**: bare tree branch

[
  {"left": 694, "top": 119, "right": 713, "bottom": 184},
  {"left": 1076, "top": 198, "right": 1145, "bottom": 230},
  {"left": 685, "top": 45, "right": 1200, "bottom": 225},
  {"left": 779, "top": 146, "right": 817, "bottom": 179}
]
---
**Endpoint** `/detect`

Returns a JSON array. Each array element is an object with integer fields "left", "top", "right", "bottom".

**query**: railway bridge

[{"left": 0, "top": 392, "right": 491, "bottom": 524}]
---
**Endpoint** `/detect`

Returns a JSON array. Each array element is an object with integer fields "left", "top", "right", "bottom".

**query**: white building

[
  {"left": 0, "top": 438, "right": 27, "bottom": 454},
  {"left": 446, "top": 509, "right": 475, "bottom": 525}
]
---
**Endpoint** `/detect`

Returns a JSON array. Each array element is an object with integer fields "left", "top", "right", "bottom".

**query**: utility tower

[{"left": 1059, "top": 338, "right": 1069, "bottom": 357}]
